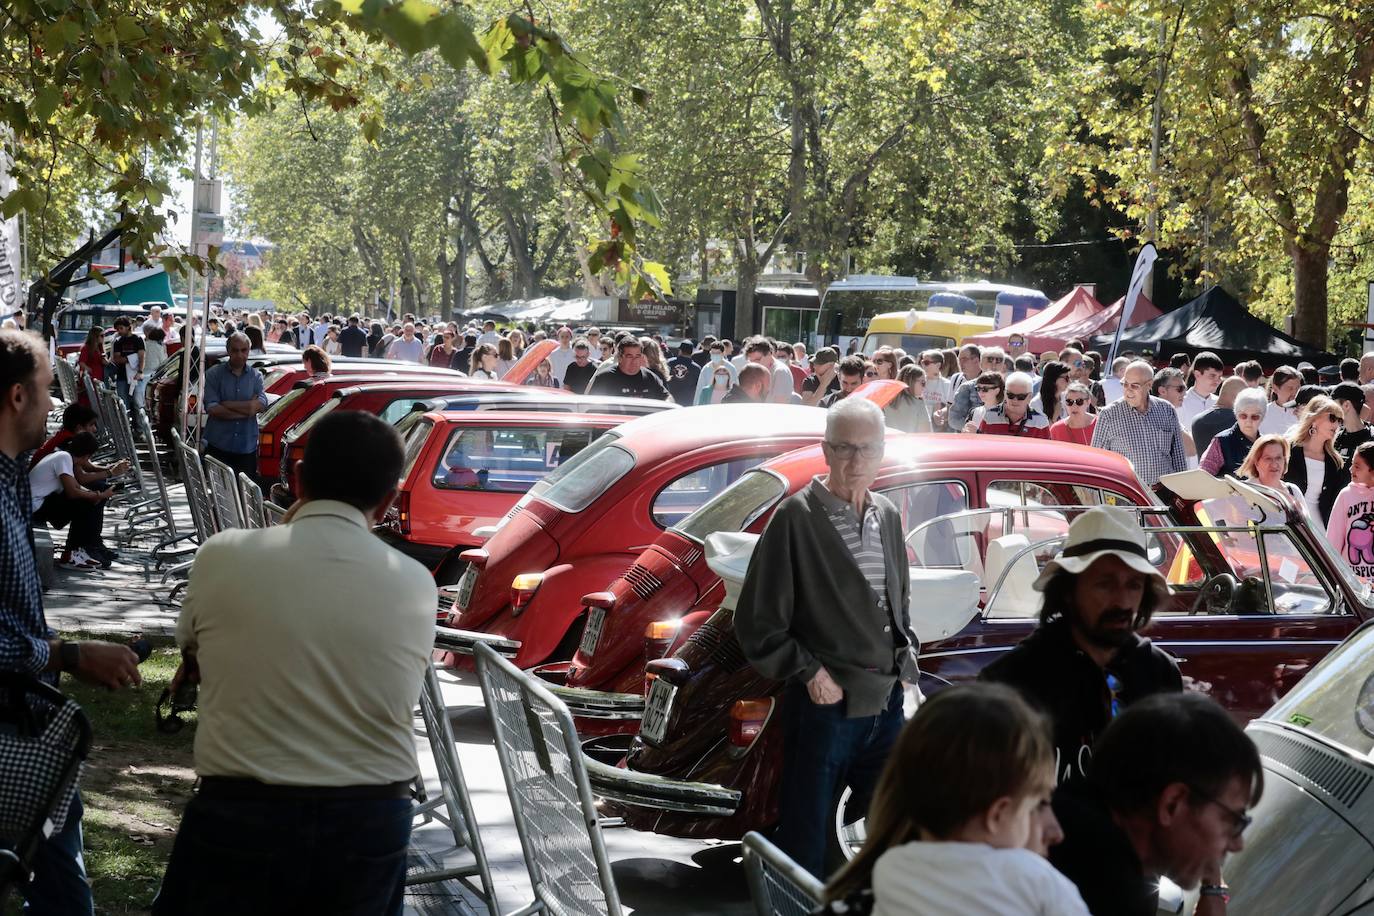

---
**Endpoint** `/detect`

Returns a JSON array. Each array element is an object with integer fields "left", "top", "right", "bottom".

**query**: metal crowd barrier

[
  {"left": 471, "top": 640, "right": 624, "bottom": 916},
  {"left": 741, "top": 832, "right": 825, "bottom": 916},
  {"left": 160, "top": 432, "right": 217, "bottom": 599},
  {"left": 202, "top": 454, "right": 245, "bottom": 531},
  {"left": 408, "top": 662, "right": 499, "bottom": 912},
  {"left": 52, "top": 354, "right": 79, "bottom": 408},
  {"left": 237, "top": 473, "right": 267, "bottom": 529},
  {"left": 113, "top": 409, "right": 180, "bottom": 546}
]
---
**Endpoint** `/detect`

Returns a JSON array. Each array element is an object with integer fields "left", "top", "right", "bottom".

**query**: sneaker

[{"left": 57, "top": 548, "right": 101, "bottom": 571}]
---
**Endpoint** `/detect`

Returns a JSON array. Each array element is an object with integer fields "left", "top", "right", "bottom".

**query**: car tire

[{"left": 825, "top": 785, "right": 867, "bottom": 872}]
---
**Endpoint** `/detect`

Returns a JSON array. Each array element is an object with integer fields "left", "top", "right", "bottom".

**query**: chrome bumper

[
  {"left": 433, "top": 626, "right": 520, "bottom": 659},
  {"left": 585, "top": 756, "right": 741, "bottom": 817},
  {"left": 550, "top": 685, "right": 646, "bottom": 720}
]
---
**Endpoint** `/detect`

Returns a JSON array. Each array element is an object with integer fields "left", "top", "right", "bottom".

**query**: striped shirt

[{"left": 810, "top": 478, "right": 889, "bottom": 608}]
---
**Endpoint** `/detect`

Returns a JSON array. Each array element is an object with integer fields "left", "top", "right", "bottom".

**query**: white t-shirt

[
  {"left": 1177, "top": 388, "right": 1217, "bottom": 430},
  {"left": 29, "top": 451, "right": 74, "bottom": 511},
  {"left": 924, "top": 375, "right": 954, "bottom": 410},
  {"left": 1260, "top": 403, "right": 1297, "bottom": 436},
  {"left": 547, "top": 345, "right": 577, "bottom": 384},
  {"left": 873, "top": 842, "right": 1089, "bottom": 916},
  {"left": 1100, "top": 375, "right": 1124, "bottom": 404},
  {"left": 1304, "top": 456, "right": 1326, "bottom": 533}
]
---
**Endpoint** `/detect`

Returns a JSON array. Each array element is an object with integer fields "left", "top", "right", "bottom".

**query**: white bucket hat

[{"left": 1031, "top": 506, "right": 1172, "bottom": 598}]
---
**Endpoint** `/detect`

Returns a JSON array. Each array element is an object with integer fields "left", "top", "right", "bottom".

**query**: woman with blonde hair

[
  {"left": 639, "top": 336, "right": 668, "bottom": 380},
  {"left": 1283, "top": 395, "right": 1348, "bottom": 532},
  {"left": 508, "top": 328, "right": 526, "bottom": 358},
  {"left": 496, "top": 337, "right": 516, "bottom": 377}
]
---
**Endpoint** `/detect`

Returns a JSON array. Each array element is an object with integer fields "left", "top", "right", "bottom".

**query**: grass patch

[{"left": 29, "top": 634, "right": 198, "bottom": 915}]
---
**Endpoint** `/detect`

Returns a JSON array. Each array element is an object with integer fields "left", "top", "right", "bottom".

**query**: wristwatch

[
  {"left": 59, "top": 640, "right": 81, "bottom": 673},
  {"left": 1199, "top": 884, "right": 1230, "bottom": 903}
]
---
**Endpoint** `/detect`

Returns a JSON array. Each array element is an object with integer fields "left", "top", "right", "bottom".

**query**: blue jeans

[
  {"left": 152, "top": 792, "right": 412, "bottom": 915},
  {"left": 23, "top": 791, "right": 93, "bottom": 915},
  {"left": 773, "top": 681, "right": 903, "bottom": 879}
]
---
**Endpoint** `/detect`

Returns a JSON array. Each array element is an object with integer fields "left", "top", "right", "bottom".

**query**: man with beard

[{"left": 981, "top": 506, "right": 1181, "bottom": 784}]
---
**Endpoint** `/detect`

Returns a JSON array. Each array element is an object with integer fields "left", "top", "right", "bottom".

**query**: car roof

[
  {"left": 424, "top": 393, "right": 677, "bottom": 414},
  {"left": 420, "top": 410, "right": 627, "bottom": 430},
  {"left": 758, "top": 432, "right": 1142, "bottom": 483},
  {"left": 332, "top": 380, "right": 521, "bottom": 398}
]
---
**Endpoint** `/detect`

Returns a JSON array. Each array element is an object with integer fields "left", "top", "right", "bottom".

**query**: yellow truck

[{"left": 859, "top": 311, "right": 995, "bottom": 354}]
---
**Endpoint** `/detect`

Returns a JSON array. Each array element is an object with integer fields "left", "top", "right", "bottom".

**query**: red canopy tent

[
  {"left": 1042, "top": 294, "right": 1162, "bottom": 352},
  {"left": 963, "top": 287, "right": 1104, "bottom": 351}
]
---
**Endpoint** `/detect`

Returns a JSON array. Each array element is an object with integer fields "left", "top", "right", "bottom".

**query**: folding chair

[
  {"left": 406, "top": 662, "right": 499, "bottom": 912},
  {"left": 741, "top": 832, "right": 825, "bottom": 916},
  {"left": 237, "top": 473, "right": 266, "bottom": 529},
  {"left": 472, "top": 641, "right": 624, "bottom": 916},
  {"left": 202, "top": 455, "right": 245, "bottom": 531},
  {"left": 115, "top": 411, "right": 180, "bottom": 547}
]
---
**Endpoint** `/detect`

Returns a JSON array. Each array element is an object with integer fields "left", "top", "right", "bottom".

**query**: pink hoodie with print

[{"left": 1327, "top": 482, "right": 1374, "bottom": 578}]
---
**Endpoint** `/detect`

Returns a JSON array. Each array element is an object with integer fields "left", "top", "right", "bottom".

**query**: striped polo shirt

[{"left": 809, "top": 478, "right": 889, "bottom": 608}]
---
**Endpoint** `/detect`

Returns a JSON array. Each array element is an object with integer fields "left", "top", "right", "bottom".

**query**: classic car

[
  {"left": 259, "top": 361, "right": 462, "bottom": 398},
  {"left": 143, "top": 343, "right": 300, "bottom": 441},
  {"left": 1222, "top": 617, "right": 1374, "bottom": 916},
  {"left": 254, "top": 373, "right": 503, "bottom": 484},
  {"left": 373, "top": 410, "right": 632, "bottom": 572},
  {"left": 590, "top": 470, "right": 1374, "bottom": 855},
  {"left": 438, "top": 384, "right": 903, "bottom": 669},
  {"left": 548, "top": 434, "right": 1152, "bottom": 740}
]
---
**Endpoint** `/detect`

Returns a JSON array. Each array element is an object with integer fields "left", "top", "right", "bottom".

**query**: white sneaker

[{"left": 57, "top": 548, "right": 101, "bottom": 570}]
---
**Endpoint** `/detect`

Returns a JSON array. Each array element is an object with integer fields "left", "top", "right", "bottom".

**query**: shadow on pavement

[{"left": 611, "top": 842, "right": 751, "bottom": 915}]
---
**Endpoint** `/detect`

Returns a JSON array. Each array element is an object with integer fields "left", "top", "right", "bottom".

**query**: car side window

[
  {"left": 1261, "top": 530, "right": 1339, "bottom": 615},
  {"left": 379, "top": 398, "right": 418, "bottom": 425},
  {"left": 434, "top": 427, "right": 605, "bottom": 494},
  {"left": 651, "top": 455, "right": 779, "bottom": 529},
  {"left": 887, "top": 481, "right": 971, "bottom": 569}
]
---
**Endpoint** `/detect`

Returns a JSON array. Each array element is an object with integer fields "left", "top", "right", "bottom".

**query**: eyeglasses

[
  {"left": 1123, "top": 381, "right": 1147, "bottom": 390},
  {"left": 1072, "top": 360, "right": 1085, "bottom": 369},
  {"left": 987, "top": 357, "right": 1006, "bottom": 364},
  {"left": 1188, "top": 785, "right": 1252, "bottom": 839},
  {"left": 921, "top": 359, "right": 942, "bottom": 366},
  {"left": 1236, "top": 413, "right": 1263, "bottom": 421},
  {"left": 1006, "top": 391, "right": 1030, "bottom": 401},
  {"left": 1066, "top": 397, "right": 1088, "bottom": 406},
  {"left": 976, "top": 385, "right": 1002, "bottom": 393},
  {"left": 826, "top": 440, "right": 883, "bottom": 460}
]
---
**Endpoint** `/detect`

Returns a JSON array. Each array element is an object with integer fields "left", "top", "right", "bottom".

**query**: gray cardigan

[{"left": 736, "top": 483, "right": 917, "bottom": 717}]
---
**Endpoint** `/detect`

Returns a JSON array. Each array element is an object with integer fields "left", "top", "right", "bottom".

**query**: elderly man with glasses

[
  {"left": 976, "top": 371, "right": 1050, "bottom": 438},
  {"left": 737, "top": 398, "right": 917, "bottom": 877},
  {"left": 1091, "top": 360, "right": 1188, "bottom": 487}
]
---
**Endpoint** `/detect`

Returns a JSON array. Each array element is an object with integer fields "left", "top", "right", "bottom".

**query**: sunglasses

[
  {"left": 1236, "top": 412, "right": 1263, "bottom": 421},
  {"left": 1006, "top": 392, "right": 1030, "bottom": 401},
  {"left": 921, "top": 359, "right": 942, "bottom": 366},
  {"left": 976, "top": 385, "right": 1002, "bottom": 393},
  {"left": 1066, "top": 397, "right": 1088, "bottom": 406}
]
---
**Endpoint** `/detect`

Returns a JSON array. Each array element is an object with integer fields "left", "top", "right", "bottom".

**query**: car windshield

[
  {"left": 399, "top": 417, "right": 435, "bottom": 483},
  {"left": 1264, "top": 623, "right": 1374, "bottom": 759},
  {"left": 260, "top": 386, "right": 309, "bottom": 428},
  {"left": 531, "top": 432, "right": 632, "bottom": 514},
  {"left": 432, "top": 426, "right": 605, "bottom": 494},
  {"left": 673, "top": 469, "right": 787, "bottom": 544},
  {"left": 285, "top": 398, "right": 339, "bottom": 443}
]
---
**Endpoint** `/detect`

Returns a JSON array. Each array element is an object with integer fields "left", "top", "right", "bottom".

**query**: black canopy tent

[{"left": 1088, "top": 287, "right": 1335, "bottom": 369}]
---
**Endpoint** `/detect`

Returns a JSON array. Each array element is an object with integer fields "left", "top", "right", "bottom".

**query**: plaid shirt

[
  {"left": 0, "top": 449, "right": 53, "bottom": 681},
  {"left": 1090, "top": 395, "right": 1187, "bottom": 487}
]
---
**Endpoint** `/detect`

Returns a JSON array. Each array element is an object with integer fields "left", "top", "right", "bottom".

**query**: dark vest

[{"left": 1212, "top": 425, "right": 1255, "bottom": 477}]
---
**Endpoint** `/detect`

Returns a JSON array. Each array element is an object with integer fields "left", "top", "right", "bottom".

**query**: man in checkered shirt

[
  {"left": 0, "top": 330, "right": 141, "bottom": 914},
  {"left": 1090, "top": 359, "right": 1188, "bottom": 487}
]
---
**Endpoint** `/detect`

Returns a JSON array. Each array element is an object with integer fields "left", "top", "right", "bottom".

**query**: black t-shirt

[
  {"left": 1050, "top": 782, "right": 1158, "bottom": 916},
  {"left": 1336, "top": 424, "right": 1374, "bottom": 467},
  {"left": 588, "top": 367, "right": 669, "bottom": 400},
  {"left": 111, "top": 333, "right": 144, "bottom": 363},
  {"left": 338, "top": 325, "right": 368, "bottom": 358},
  {"left": 980, "top": 617, "right": 1182, "bottom": 783},
  {"left": 449, "top": 346, "right": 473, "bottom": 373},
  {"left": 803, "top": 372, "right": 840, "bottom": 397},
  {"left": 690, "top": 350, "right": 710, "bottom": 367},
  {"left": 665, "top": 355, "right": 699, "bottom": 405},
  {"left": 562, "top": 360, "right": 599, "bottom": 395}
]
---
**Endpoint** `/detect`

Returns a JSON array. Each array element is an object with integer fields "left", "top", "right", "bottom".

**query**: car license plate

[
  {"left": 640, "top": 679, "right": 678, "bottom": 745},
  {"left": 456, "top": 566, "right": 477, "bottom": 610},
  {"left": 580, "top": 608, "right": 606, "bottom": 658}
]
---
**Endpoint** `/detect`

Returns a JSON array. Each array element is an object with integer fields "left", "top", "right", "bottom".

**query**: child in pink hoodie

[{"left": 1328, "top": 441, "right": 1374, "bottom": 579}]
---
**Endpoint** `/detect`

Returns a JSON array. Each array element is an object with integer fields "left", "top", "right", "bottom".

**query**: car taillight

[
  {"left": 392, "top": 490, "right": 410, "bottom": 536},
  {"left": 510, "top": 573, "right": 543, "bottom": 615},
  {"left": 643, "top": 619, "right": 681, "bottom": 662},
  {"left": 729, "top": 698, "right": 774, "bottom": 753},
  {"left": 259, "top": 431, "right": 275, "bottom": 458}
]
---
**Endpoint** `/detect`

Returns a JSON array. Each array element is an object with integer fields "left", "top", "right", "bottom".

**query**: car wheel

[{"left": 825, "top": 786, "right": 867, "bottom": 871}]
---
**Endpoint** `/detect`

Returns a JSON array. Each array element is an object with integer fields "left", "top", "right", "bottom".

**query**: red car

[
  {"left": 439, "top": 383, "right": 904, "bottom": 670},
  {"left": 144, "top": 344, "right": 301, "bottom": 442},
  {"left": 260, "top": 362, "right": 462, "bottom": 398},
  {"left": 589, "top": 465, "right": 1374, "bottom": 848},
  {"left": 374, "top": 411, "right": 633, "bottom": 572}
]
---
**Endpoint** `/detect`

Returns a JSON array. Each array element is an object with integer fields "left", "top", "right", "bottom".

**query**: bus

[
  {"left": 815, "top": 275, "right": 1047, "bottom": 352},
  {"left": 52, "top": 303, "right": 189, "bottom": 346}
]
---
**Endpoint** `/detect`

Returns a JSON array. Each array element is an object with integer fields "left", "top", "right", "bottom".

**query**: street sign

[{"left": 193, "top": 212, "right": 224, "bottom": 249}]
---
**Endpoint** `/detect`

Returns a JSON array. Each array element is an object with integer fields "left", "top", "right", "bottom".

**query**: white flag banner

[
  {"left": 1108, "top": 242, "right": 1157, "bottom": 364},
  {"left": 0, "top": 139, "right": 21, "bottom": 323}
]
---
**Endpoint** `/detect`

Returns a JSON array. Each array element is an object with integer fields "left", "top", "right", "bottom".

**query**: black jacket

[
  {"left": 1209, "top": 423, "right": 1256, "bottom": 478},
  {"left": 980, "top": 617, "right": 1181, "bottom": 783},
  {"left": 1283, "top": 447, "right": 1348, "bottom": 525},
  {"left": 1050, "top": 781, "right": 1157, "bottom": 916}
]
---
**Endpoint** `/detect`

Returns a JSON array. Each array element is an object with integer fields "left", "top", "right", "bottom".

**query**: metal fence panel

[
  {"left": 472, "top": 641, "right": 623, "bottom": 916},
  {"left": 237, "top": 473, "right": 266, "bottom": 529},
  {"left": 741, "top": 832, "right": 824, "bottom": 916},
  {"left": 172, "top": 432, "right": 215, "bottom": 542},
  {"left": 53, "top": 355, "right": 79, "bottom": 406},
  {"left": 201, "top": 454, "right": 244, "bottom": 531}
]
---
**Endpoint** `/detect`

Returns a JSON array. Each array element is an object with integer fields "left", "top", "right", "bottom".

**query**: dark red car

[
  {"left": 589, "top": 461, "right": 1373, "bottom": 849},
  {"left": 439, "top": 385, "right": 904, "bottom": 670},
  {"left": 143, "top": 344, "right": 301, "bottom": 442}
]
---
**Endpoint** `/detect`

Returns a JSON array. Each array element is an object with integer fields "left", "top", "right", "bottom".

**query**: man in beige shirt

[{"left": 153, "top": 411, "right": 435, "bottom": 916}]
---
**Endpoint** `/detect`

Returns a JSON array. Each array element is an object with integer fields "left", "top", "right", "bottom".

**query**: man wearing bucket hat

[{"left": 982, "top": 506, "right": 1182, "bottom": 784}]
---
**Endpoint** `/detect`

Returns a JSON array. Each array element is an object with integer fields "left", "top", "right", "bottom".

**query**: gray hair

[
  {"left": 1005, "top": 371, "right": 1034, "bottom": 392},
  {"left": 826, "top": 396, "right": 885, "bottom": 437},
  {"left": 226, "top": 331, "right": 251, "bottom": 348},
  {"left": 1234, "top": 387, "right": 1268, "bottom": 417},
  {"left": 1124, "top": 359, "right": 1154, "bottom": 382}
]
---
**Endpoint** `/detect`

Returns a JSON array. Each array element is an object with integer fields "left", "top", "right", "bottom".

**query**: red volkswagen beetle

[
  {"left": 589, "top": 467, "right": 1374, "bottom": 849},
  {"left": 549, "top": 434, "right": 1149, "bottom": 739},
  {"left": 440, "top": 384, "right": 904, "bottom": 669}
]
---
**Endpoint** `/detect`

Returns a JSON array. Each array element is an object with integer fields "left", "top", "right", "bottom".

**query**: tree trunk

[
  {"left": 735, "top": 259, "right": 760, "bottom": 339},
  {"left": 438, "top": 209, "right": 453, "bottom": 322},
  {"left": 1290, "top": 241, "right": 1331, "bottom": 348}
]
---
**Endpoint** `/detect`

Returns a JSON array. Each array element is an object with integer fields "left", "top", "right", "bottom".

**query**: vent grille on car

[
  {"left": 683, "top": 620, "right": 746, "bottom": 673},
  {"left": 1252, "top": 728, "right": 1373, "bottom": 809},
  {"left": 621, "top": 563, "right": 663, "bottom": 600},
  {"left": 680, "top": 546, "right": 703, "bottom": 567}
]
